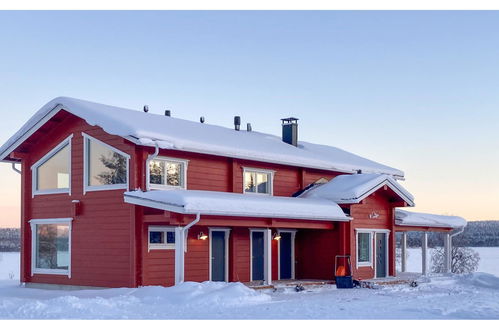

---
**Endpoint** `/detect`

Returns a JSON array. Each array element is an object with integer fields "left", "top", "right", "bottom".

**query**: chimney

[
  {"left": 165, "top": 110, "right": 171, "bottom": 117},
  {"left": 234, "top": 116, "right": 241, "bottom": 131},
  {"left": 281, "top": 117, "right": 299, "bottom": 146},
  {"left": 143, "top": 105, "right": 149, "bottom": 113}
]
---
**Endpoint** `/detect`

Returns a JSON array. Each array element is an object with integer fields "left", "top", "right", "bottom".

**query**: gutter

[{"left": 11, "top": 163, "right": 21, "bottom": 174}]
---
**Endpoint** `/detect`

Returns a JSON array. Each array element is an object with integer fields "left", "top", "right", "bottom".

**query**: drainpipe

[
  {"left": 174, "top": 213, "right": 201, "bottom": 285},
  {"left": 11, "top": 163, "right": 21, "bottom": 174},
  {"left": 145, "top": 142, "right": 159, "bottom": 190}
]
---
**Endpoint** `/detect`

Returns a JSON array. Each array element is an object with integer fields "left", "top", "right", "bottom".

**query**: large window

[
  {"left": 243, "top": 168, "right": 273, "bottom": 195},
  {"left": 148, "top": 226, "right": 176, "bottom": 251},
  {"left": 83, "top": 133, "right": 129, "bottom": 193},
  {"left": 32, "top": 135, "right": 72, "bottom": 196},
  {"left": 30, "top": 218, "right": 72, "bottom": 276},
  {"left": 148, "top": 157, "right": 187, "bottom": 190},
  {"left": 357, "top": 232, "right": 372, "bottom": 267}
]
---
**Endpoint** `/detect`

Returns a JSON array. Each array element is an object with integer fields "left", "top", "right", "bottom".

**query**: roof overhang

[
  {"left": 395, "top": 209, "right": 467, "bottom": 229},
  {"left": 124, "top": 190, "right": 351, "bottom": 222}
]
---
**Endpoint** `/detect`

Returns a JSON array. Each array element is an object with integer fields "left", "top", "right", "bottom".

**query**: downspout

[
  {"left": 11, "top": 163, "right": 21, "bottom": 174},
  {"left": 145, "top": 142, "right": 159, "bottom": 190},
  {"left": 175, "top": 213, "right": 201, "bottom": 285}
]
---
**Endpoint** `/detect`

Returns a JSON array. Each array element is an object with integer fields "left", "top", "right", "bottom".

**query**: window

[
  {"left": 148, "top": 226, "right": 176, "bottom": 250},
  {"left": 148, "top": 157, "right": 187, "bottom": 190},
  {"left": 30, "top": 218, "right": 72, "bottom": 276},
  {"left": 243, "top": 168, "right": 274, "bottom": 195},
  {"left": 357, "top": 232, "right": 372, "bottom": 267},
  {"left": 32, "top": 135, "right": 72, "bottom": 196},
  {"left": 83, "top": 133, "right": 129, "bottom": 193}
]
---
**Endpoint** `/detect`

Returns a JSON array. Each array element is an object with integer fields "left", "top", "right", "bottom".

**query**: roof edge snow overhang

[
  {"left": 395, "top": 209, "right": 467, "bottom": 229},
  {"left": 123, "top": 193, "right": 351, "bottom": 222},
  {"left": 0, "top": 100, "right": 405, "bottom": 179},
  {"left": 336, "top": 179, "right": 415, "bottom": 207}
]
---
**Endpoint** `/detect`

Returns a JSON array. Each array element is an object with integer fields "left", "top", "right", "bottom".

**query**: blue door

[
  {"left": 211, "top": 231, "right": 226, "bottom": 282},
  {"left": 252, "top": 231, "right": 264, "bottom": 281},
  {"left": 279, "top": 232, "right": 292, "bottom": 279},
  {"left": 376, "top": 233, "right": 387, "bottom": 278}
]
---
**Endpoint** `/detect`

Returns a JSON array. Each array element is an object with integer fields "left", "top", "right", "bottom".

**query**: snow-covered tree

[{"left": 431, "top": 233, "right": 480, "bottom": 274}]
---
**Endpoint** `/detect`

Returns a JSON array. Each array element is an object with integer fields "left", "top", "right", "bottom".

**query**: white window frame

[
  {"left": 29, "top": 218, "right": 73, "bottom": 277},
  {"left": 148, "top": 226, "right": 176, "bottom": 251},
  {"left": 242, "top": 167, "right": 275, "bottom": 196},
  {"left": 355, "top": 230, "right": 373, "bottom": 268},
  {"left": 208, "top": 227, "right": 231, "bottom": 282},
  {"left": 146, "top": 156, "right": 189, "bottom": 191},
  {"left": 31, "top": 134, "right": 73, "bottom": 197},
  {"left": 277, "top": 229, "right": 297, "bottom": 280},
  {"left": 83, "top": 133, "right": 130, "bottom": 194}
]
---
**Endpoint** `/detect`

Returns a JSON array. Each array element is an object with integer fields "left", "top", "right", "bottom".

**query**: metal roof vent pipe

[
  {"left": 143, "top": 105, "right": 149, "bottom": 113},
  {"left": 200, "top": 116, "right": 205, "bottom": 123},
  {"left": 281, "top": 117, "right": 299, "bottom": 147},
  {"left": 247, "top": 123, "right": 252, "bottom": 132},
  {"left": 165, "top": 110, "right": 171, "bottom": 117},
  {"left": 234, "top": 116, "right": 241, "bottom": 131}
]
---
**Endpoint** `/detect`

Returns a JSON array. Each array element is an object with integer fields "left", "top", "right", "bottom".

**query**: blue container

[{"left": 336, "top": 276, "right": 354, "bottom": 289}]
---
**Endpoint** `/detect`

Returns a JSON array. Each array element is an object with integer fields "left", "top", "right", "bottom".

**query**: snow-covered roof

[
  {"left": 124, "top": 190, "right": 350, "bottom": 221},
  {"left": 395, "top": 209, "right": 467, "bottom": 229},
  {"left": 298, "top": 173, "right": 415, "bottom": 206},
  {"left": 0, "top": 97, "right": 404, "bottom": 177}
]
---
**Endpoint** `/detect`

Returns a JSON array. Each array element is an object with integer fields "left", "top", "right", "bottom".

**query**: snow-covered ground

[{"left": 1, "top": 250, "right": 499, "bottom": 319}]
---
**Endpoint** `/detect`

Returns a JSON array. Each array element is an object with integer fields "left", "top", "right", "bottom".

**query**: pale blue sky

[{"left": 1, "top": 11, "right": 498, "bottom": 227}]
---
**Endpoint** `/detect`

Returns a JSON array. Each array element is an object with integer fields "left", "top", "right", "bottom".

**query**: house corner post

[
  {"left": 264, "top": 228, "right": 272, "bottom": 286},
  {"left": 401, "top": 232, "right": 407, "bottom": 273},
  {"left": 422, "top": 231, "right": 428, "bottom": 275}
]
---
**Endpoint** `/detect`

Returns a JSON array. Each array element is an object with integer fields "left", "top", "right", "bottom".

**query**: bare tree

[{"left": 431, "top": 233, "right": 480, "bottom": 274}]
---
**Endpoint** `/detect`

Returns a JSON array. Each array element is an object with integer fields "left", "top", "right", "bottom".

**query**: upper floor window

[
  {"left": 83, "top": 133, "right": 130, "bottom": 193},
  {"left": 148, "top": 157, "right": 188, "bottom": 190},
  {"left": 31, "top": 135, "right": 72, "bottom": 196},
  {"left": 243, "top": 168, "right": 274, "bottom": 195}
]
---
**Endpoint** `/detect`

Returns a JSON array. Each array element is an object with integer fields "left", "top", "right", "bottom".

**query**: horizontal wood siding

[
  {"left": 24, "top": 113, "right": 137, "bottom": 288},
  {"left": 295, "top": 229, "right": 339, "bottom": 280},
  {"left": 349, "top": 192, "right": 395, "bottom": 279}
]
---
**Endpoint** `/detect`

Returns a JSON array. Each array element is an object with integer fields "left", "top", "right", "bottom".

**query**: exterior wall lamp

[
  {"left": 197, "top": 232, "right": 208, "bottom": 240},
  {"left": 272, "top": 232, "right": 281, "bottom": 240}
]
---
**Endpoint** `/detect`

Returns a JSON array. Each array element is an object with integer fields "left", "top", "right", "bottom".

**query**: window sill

[
  {"left": 33, "top": 189, "right": 70, "bottom": 197},
  {"left": 148, "top": 245, "right": 175, "bottom": 251},
  {"left": 357, "top": 262, "right": 373, "bottom": 268},
  {"left": 149, "top": 185, "right": 186, "bottom": 191},
  {"left": 32, "top": 269, "right": 70, "bottom": 276},
  {"left": 84, "top": 184, "right": 128, "bottom": 194}
]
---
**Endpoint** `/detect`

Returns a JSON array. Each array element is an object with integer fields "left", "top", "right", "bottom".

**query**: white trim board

[
  {"left": 147, "top": 155, "right": 189, "bottom": 191},
  {"left": 30, "top": 218, "right": 74, "bottom": 278},
  {"left": 82, "top": 132, "right": 130, "bottom": 195},
  {"left": 277, "top": 229, "right": 297, "bottom": 280},
  {"left": 208, "top": 228, "right": 231, "bottom": 282},
  {"left": 31, "top": 134, "right": 73, "bottom": 197}
]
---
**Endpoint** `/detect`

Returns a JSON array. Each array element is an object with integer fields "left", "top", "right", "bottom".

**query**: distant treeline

[
  {"left": 401, "top": 220, "right": 499, "bottom": 248},
  {"left": 0, "top": 228, "right": 20, "bottom": 252}
]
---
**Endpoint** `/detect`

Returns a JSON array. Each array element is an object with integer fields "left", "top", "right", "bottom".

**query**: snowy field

[{"left": 0, "top": 250, "right": 499, "bottom": 319}]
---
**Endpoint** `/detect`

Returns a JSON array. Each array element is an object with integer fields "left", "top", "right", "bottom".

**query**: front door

[
  {"left": 211, "top": 231, "right": 226, "bottom": 282},
  {"left": 251, "top": 231, "right": 265, "bottom": 281},
  {"left": 376, "top": 232, "right": 387, "bottom": 278},
  {"left": 279, "top": 232, "right": 293, "bottom": 280}
]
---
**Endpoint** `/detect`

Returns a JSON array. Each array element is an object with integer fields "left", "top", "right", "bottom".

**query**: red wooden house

[{"left": 0, "top": 97, "right": 467, "bottom": 289}]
